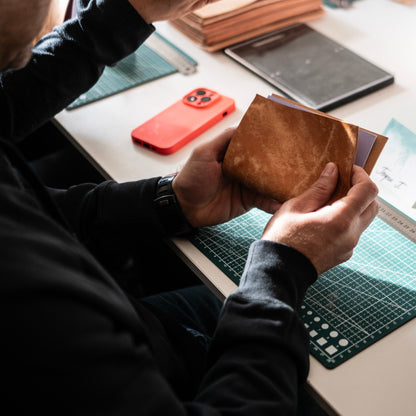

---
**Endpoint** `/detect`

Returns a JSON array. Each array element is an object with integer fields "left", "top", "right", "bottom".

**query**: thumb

[{"left": 292, "top": 162, "right": 339, "bottom": 213}]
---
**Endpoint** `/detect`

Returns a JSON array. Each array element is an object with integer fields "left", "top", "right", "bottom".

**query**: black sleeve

[
  {"left": 50, "top": 178, "right": 165, "bottom": 258},
  {"left": 2, "top": 141, "right": 318, "bottom": 415},
  {"left": 49, "top": 175, "right": 192, "bottom": 265},
  {"left": 0, "top": 0, "right": 154, "bottom": 141},
  {"left": 195, "top": 240, "right": 317, "bottom": 415},
  {"left": 0, "top": 0, "right": 319, "bottom": 411},
  {"left": 51, "top": 176, "right": 317, "bottom": 414}
]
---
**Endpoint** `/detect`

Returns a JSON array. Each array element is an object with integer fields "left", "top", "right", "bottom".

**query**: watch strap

[{"left": 153, "top": 175, "right": 194, "bottom": 236}]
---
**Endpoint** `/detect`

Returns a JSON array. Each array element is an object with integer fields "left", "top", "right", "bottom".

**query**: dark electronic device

[{"left": 224, "top": 23, "right": 394, "bottom": 111}]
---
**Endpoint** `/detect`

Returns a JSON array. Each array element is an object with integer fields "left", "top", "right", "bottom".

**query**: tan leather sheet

[
  {"left": 268, "top": 94, "right": 388, "bottom": 176},
  {"left": 223, "top": 94, "right": 360, "bottom": 202}
]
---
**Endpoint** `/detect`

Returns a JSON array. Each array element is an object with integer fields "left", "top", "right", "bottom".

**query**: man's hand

[
  {"left": 262, "top": 162, "right": 379, "bottom": 275},
  {"left": 128, "top": 0, "right": 219, "bottom": 23},
  {"left": 173, "top": 128, "right": 281, "bottom": 228}
]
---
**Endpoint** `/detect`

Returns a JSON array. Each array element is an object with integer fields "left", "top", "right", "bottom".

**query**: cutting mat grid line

[{"left": 189, "top": 209, "right": 416, "bottom": 368}]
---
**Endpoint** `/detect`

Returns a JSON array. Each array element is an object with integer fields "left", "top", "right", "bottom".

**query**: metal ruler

[
  {"left": 323, "top": 0, "right": 354, "bottom": 7},
  {"left": 145, "top": 33, "right": 197, "bottom": 75},
  {"left": 377, "top": 197, "right": 416, "bottom": 243}
]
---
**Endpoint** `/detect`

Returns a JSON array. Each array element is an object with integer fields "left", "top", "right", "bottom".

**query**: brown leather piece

[
  {"left": 269, "top": 94, "right": 388, "bottom": 175},
  {"left": 223, "top": 95, "right": 359, "bottom": 203}
]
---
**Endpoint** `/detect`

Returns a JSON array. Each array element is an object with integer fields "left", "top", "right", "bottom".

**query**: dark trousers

[
  {"left": 143, "top": 284, "right": 223, "bottom": 349},
  {"left": 141, "top": 285, "right": 328, "bottom": 416}
]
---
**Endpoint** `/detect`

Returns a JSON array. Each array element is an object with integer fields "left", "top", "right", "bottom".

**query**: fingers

[
  {"left": 359, "top": 199, "right": 380, "bottom": 229},
  {"left": 209, "top": 127, "right": 236, "bottom": 162},
  {"left": 259, "top": 165, "right": 379, "bottom": 275},
  {"left": 350, "top": 166, "right": 379, "bottom": 205},
  {"left": 191, "top": 127, "right": 236, "bottom": 162},
  {"left": 290, "top": 162, "right": 339, "bottom": 213},
  {"left": 242, "top": 187, "right": 282, "bottom": 214},
  {"left": 334, "top": 165, "right": 379, "bottom": 217}
]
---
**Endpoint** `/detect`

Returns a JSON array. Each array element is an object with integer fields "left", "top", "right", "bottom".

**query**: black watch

[{"left": 153, "top": 175, "right": 194, "bottom": 236}]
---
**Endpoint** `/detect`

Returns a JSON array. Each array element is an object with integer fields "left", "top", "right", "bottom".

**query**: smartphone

[{"left": 131, "top": 88, "right": 235, "bottom": 154}]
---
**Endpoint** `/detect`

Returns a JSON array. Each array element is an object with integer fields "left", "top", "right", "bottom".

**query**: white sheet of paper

[{"left": 372, "top": 118, "right": 416, "bottom": 221}]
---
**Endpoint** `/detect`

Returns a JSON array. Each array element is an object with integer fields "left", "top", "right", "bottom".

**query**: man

[{"left": 0, "top": 0, "right": 379, "bottom": 414}]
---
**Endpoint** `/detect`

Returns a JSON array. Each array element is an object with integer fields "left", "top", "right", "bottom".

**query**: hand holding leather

[
  {"left": 173, "top": 128, "right": 281, "bottom": 229},
  {"left": 261, "top": 163, "right": 379, "bottom": 275}
]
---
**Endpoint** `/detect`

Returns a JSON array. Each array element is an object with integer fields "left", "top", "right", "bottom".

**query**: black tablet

[{"left": 224, "top": 23, "right": 394, "bottom": 111}]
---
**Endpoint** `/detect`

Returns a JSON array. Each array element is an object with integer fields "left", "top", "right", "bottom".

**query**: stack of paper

[{"left": 170, "top": 0, "right": 324, "bottom": 51}]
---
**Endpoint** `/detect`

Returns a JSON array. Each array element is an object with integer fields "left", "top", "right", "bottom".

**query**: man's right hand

[{"left": 261, "top": 162, "right": 379, "bottom": 275}]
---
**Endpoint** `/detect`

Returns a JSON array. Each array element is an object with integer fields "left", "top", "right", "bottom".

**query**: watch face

[{"left": 158, "top": 175, "right": 176, "bottom": 188}]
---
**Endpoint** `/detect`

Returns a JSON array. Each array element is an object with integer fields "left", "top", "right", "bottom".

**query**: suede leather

[{"left": 223, "top": 94, "right": 358, "bottom": 202}]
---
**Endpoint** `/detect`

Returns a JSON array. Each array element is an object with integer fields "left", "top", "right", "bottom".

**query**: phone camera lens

[
  {"left": 196, "top": 90, "right": 206, "bottom": 95},
  {"left": 187, "top": 96, "right": 197, "bottom": 101},
  {"left": 201, "top": 96, "right": 211, "bottom": 102}
]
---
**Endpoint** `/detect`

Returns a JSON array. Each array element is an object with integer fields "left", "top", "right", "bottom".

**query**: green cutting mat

[
  {"left": 189, "top": 209, "right": 416, "bottom": 368},
  {"left": 68, "top": 33, "right": 196, "bottom": 110}
]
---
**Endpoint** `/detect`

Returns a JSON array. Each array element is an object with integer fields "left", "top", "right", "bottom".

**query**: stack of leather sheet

[
  {"left": 170, "top": 0, "right": 324, "bottom": 51},
  {"left": 222, "top": 93, "right": 388, "bottom": 203}
]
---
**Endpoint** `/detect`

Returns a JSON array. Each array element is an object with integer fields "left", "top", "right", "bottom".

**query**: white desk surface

[{"left": 56, "top": 1, "right": 416, "bottom": 414}]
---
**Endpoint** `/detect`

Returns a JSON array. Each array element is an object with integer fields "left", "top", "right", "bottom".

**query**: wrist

[{"left": 153, "top": 175, "right": 194, "bottom": 236}]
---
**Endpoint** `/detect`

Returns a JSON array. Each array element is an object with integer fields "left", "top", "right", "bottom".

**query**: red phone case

[{"left": 131, "top": 88, "right": 235, "bottom": 154}]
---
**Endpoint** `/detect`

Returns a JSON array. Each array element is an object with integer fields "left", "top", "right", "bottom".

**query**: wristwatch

[{"left": 153, "top": 175, "right": 194, "bottom": 236}]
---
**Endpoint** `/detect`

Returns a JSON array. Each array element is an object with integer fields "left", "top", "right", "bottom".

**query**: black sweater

[{"left": 0, "top": 0, "right": 317, "bottom": 414}]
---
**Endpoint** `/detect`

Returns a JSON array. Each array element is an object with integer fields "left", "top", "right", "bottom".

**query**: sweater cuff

[
  {"left": 77, "top": 0, "right": 155, "bottom": 65},
  {"left": 238, "top": 240, "right": 317, "bottom": 310}
]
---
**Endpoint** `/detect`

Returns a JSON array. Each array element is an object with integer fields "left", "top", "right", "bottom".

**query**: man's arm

[
  {"left": 50, "top": 177, "right": 176, "bottom": 262},
  {"left": 183, "top": 156, "right": 377, "bottom": 414},
  {"left": 196, "top": 240, "right": 317, "bottom": 414},
  {"left": 1, "top": 130, "right": 378, "bottom": 414},
  {"left": 0, "top": 0, "right": 154, "bottom": 141},
  {"left": 1, "top": 174, "right": 317, "bottom": 416}
]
